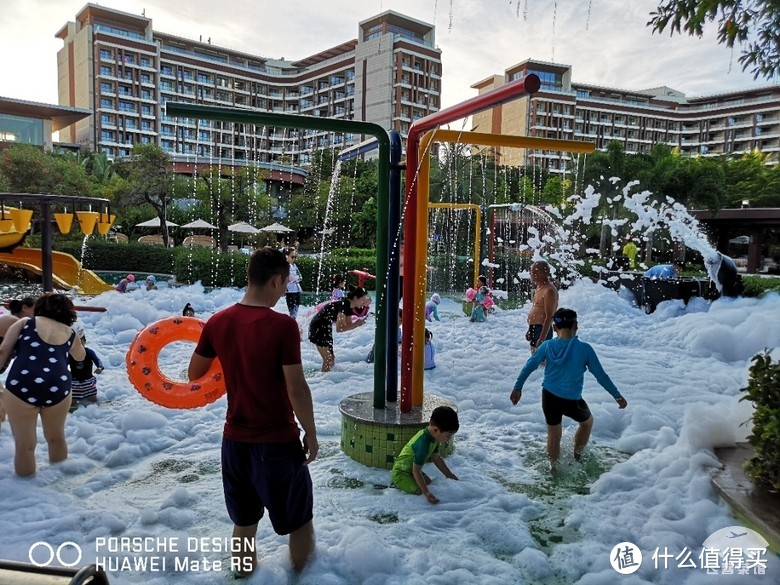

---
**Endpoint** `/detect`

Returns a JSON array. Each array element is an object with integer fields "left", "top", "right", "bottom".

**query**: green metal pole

[{"left": 164, "top": 103, "right": 391, "bottom": 408}]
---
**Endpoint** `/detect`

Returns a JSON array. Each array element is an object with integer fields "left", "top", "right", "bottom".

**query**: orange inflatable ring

[{"left": 126, "top": 316, "right": 225, "bottom": 409}]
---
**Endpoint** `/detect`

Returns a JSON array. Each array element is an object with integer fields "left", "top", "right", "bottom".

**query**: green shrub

[
  {"left": 740, "top": 352, "right": 780, "bottom": 491},
  {"left": 742, "top": 275, "right": 780, "bottom": 298},
  {"left": 47, "top": 240, "right": 383, "bottom": 290}
]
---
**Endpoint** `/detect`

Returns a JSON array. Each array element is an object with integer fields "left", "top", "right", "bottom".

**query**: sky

[
  {"left": 1, "top": 183, "right": 780, "bottom": 583},
  {"left": 1, "top": 0, "right": 775, "bottom": 112}
]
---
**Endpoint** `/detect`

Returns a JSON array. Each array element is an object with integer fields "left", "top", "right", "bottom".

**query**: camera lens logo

[
  {"left": 610, "top": 541, "right": 642, "bottom": 574},
  {"left": 28, "top": 542, "right": 83, "bottom": 568}
]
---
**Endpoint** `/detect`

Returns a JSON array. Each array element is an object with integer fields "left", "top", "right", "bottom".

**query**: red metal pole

[
  {"left": 489, "top": 208, "right": 495, "bottom": 288},
  {"left": 400, "top": 74, "right": 540, "bottom": 411}
]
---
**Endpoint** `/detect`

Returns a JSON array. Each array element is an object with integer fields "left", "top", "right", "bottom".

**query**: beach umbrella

[
  {"left": 228, "top": 222, "right": 260, "bottom": 234},
  {"left": 228, "top": 222, "right": 260, "bottom": 248},
  {"left": 181, "top": 219, "right": 217, "bottom": 229},
  {"left": 259, "top": 222, "right": 293, "bottom": 233},
  {"left": 135, "top": 217, "right": 179, "bottom": 228}
]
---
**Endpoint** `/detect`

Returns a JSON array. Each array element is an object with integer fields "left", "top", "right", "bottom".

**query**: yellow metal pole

[
  {"left": 411, "top": 132, "right": 435, "bottom": 405},
  {"left": 404, "top": 130, "right": 595, "bottom": 407}
]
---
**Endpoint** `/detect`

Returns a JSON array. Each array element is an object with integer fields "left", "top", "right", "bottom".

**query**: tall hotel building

[
  {"left": 55, "top": 4, "right": 442, "bottom": 166},
  {"left": 472, "top": 59, "right": 780, "bottom": 172}
]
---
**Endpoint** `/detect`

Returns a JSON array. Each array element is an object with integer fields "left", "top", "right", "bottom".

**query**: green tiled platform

[{"left": 339, "top": 392, "right": 455, "bottom": 469}]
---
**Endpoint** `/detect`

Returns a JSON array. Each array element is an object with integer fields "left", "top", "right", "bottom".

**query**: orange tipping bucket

[
  {"left": 76, "top": 211, "right": 99, "bottom": 235},
  {"left": 10, "top": 208, "right": 33, "bottom": 233},
  {"left": 54, "top": 213, "right": 74, "bottom": 234},
  {"left": 96, "top": 213, "right": 116, "bottom": 235}
]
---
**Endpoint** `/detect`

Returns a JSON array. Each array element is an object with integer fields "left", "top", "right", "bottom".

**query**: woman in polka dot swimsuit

[{"left": 0, "top": 293, "right": 85, "bottom": 476}]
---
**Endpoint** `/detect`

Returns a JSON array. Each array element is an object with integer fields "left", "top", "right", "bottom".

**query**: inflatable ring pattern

[{"left": 126, "top": 316, "right": 225, "bottom": 409}]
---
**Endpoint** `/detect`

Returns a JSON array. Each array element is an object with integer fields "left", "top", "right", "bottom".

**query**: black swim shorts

[{"left": 541, "top": 389, "right": 592, "bottom": 426}]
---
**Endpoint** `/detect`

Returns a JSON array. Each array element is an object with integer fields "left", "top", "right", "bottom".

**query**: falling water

[{"left": 316, "top": 157, "right": 343, "bottom": 293}]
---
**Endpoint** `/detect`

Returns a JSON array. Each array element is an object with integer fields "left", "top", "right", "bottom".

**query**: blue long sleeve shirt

[{"left": 513, "top": 336, "right": 620, "bottom": 400}]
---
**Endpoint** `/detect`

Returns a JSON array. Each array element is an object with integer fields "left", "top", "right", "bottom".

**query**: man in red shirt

[{"left": 189, "top": 247, "right": 318, "bottom": 575}]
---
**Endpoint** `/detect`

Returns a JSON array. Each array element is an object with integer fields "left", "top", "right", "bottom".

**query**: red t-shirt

[{"left": 194, "top": 304, "right": 301, "bottom": 443}]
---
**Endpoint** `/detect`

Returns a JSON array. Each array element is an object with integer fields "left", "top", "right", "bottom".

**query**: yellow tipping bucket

[
  {"left": 76, "top": 211, "right": 100, "bottom": 235},
  {"left": 10, "top": 208, "right": 33, "bottom": 233},
  {"left": 54, "top": 213, "right": 74, "bottom": 234},
  {"left": 97, "top": 213, "right": 116, "bottom": 235}
]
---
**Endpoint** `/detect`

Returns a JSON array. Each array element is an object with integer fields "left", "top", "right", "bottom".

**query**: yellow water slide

[{"left": 0, "top": 248, "right": 113, "bottom": 294}]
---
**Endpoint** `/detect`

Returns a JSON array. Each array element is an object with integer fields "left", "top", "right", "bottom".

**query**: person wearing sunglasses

[{"left": 283, "top": 247, "right": 302, "bottom": 319}]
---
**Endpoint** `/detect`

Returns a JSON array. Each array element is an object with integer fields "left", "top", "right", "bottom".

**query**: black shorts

[
  {"left": 541, "top": 389, "right": 592, "bottom": 426},
  {"left": 308, "top": 323, "right": 333, "bottom": 349},
  {"left": 285, "top": 292, "right": 301, "bottom": 314},
  {"left": 526, "top": 324, "right": 553, "bottom": 347},
  {"left": 221, "top": 439, "right": 313, "bottom": 535}
]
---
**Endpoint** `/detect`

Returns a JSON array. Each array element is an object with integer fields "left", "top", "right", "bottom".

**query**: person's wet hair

[
  {"left": 9, "top": 296, "right": 35, "bottom": 317},
  {"left": 346, "top": 286, "right": 367, "bottom": 300},
  {"left": 552, "top": 308, "right": 577, "bottom": 329},
  {"left": 34, "top": 293, "right": 77, "bottom": 326},
  {"left": 430, "top": 405, "right": 459, "bottom": 433},
  {"left": 247, "top": 247, "right": 289, "bottom": 286}
]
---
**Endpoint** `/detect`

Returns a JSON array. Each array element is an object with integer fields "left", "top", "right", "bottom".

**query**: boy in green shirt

[{"left": 391, "top": 406, "right": 459, "bottom": 504}]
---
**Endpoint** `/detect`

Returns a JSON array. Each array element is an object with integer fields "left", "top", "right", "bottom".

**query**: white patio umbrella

[
  {"left": 181, "top": 219, "right": 217, "bottom": 229},
  {"left": 228, "top": 222, "right": 260, "bottom": 234},
  {"left": 228, "top": 222, "right": 260, "bottom": 248},
  {"left": 135, "top": 217, "right": 179, "bottom": 228},
  {"left": 260, "top": 222, "right": 293, "bottom": 233}
]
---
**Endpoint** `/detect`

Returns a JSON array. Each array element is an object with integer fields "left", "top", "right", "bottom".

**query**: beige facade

[
  {"left": 472, "top": 59, "right": 780, "bottom": 172},
  {"left": 56, "top": 4, "right": 442, "bottom": 166}
]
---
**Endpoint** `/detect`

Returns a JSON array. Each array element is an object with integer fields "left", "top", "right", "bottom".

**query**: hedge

[{"left": 48, "top": 241, "right": 380, "bottom": 290}]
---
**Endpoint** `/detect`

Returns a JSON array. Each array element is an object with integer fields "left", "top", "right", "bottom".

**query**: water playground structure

[
  {"left": 157, "top": 74, "right": 602, "bottom": 468},
  {"left": 140, "top": 74, "right": 746, "bottom": 468},
  {"left": 0, "top": 193, "right": 115, "bottom": 295}
]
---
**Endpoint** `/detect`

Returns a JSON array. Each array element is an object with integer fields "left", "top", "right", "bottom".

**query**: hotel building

[
  {"left": 471, "top": 59, "right": 780, "bottom": 172},
  {"left": 55, "top": 4, "right": 442, "bottom": 167}
]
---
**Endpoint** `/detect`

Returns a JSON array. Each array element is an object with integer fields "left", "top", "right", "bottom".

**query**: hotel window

[
  {"left": 99, "top": 49, "right": 113, "bottom": 60},
  {"left": 141, "top": 105, "right": 153, "bottom": 116},
  {"left": 101, "top": 130, "right": 115, "bottom": 141},
  {"left": 140, "top": 57, "right": 152, "bottom": 68},
  {"left": 100, "top": 98, "right": 114, "bottom": 109},
  {"left": 100, "top": 82, "right": 113, "bottom": 93},
  {"left": 161, "top": 65, "right": 173, "bottom": 76},
  {"left": 100, "top": 66, "right": 113, "bottom": 77}
]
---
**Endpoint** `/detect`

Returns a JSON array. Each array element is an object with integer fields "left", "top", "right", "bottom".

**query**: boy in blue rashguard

[{"left": 509, "top": 308, "right": 628, "bottom": 465}]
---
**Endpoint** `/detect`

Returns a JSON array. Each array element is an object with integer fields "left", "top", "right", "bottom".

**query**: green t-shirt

[{"left": 393, "top": 428, "right": 438, "bottom": 473}]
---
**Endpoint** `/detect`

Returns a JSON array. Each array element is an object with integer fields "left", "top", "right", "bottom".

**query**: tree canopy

[{"left": 648, "top": 0, "right": 780, "bottom": 79}]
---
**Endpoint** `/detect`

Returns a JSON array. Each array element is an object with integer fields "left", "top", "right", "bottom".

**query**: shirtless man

[{"left": 526, "top": 261, "right": 558, "bottom": 354}]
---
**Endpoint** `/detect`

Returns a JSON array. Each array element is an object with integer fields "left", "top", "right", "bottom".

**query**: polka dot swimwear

[{"left": 5, "top": 317, "right": 75, "bottom": 407}]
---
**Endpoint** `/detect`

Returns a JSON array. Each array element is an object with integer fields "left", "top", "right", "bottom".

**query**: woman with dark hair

[
  {"left": 308, "top": 287, "right": 370, "bottom": 372},
  {"left": 283, "top": 247, "right": 303, "bottom": 319},
  {"left": 0, "top": 293, "right": 85, "bottom": 476}
]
